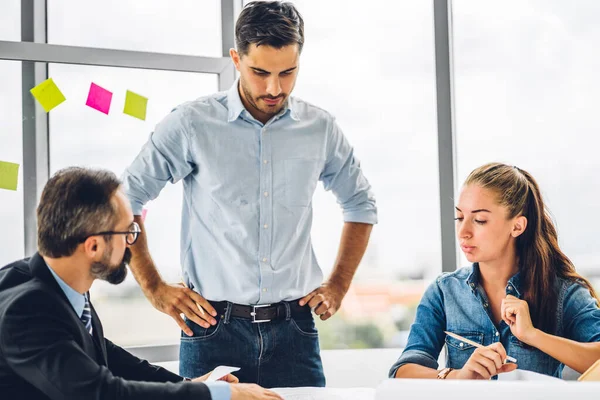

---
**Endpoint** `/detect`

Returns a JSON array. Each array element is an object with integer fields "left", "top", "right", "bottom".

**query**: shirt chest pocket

[
  {"left": 508, "top": 335, "right": 558, "bottom": 375},
  {"left": 445, "top": 331, "right": 484, "bottom": 369},
  {"left": 284, "top": 159, "right": 323, "bottom": 207}
]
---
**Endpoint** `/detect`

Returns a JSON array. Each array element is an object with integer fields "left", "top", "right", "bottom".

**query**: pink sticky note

[
  {"left": 85, "top": 82, "right": 113, "bottom": 114},
  {"left": 141, "top": 208, "right": 148, "bottom": 222}
]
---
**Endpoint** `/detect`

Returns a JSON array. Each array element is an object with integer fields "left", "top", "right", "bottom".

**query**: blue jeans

[{"left": 179, "top": 303, "right": 326, "bottom": 388}]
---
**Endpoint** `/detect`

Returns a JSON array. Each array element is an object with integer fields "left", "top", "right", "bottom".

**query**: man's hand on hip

[
  {"left": 146, "top": 282, "right": 218, "bottom": 336},
  {"left": 299, "top": 281, "right": 347, "bottom": 321}
]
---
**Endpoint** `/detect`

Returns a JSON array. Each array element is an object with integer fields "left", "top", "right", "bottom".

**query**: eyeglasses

[{"left": 80, "top": 221, "right": 142, "bottom": 245}]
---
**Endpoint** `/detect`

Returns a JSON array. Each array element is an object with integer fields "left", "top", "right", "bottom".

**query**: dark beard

[
  {"left": 240, "top": 80, "right": 285, "bottom": 117},
  {"left": 91, "top": 247, "right": 130, "bottom": 285}
]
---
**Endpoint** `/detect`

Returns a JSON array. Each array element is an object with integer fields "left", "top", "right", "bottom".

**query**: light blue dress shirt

[
  {"left": 46, "top": 264, "right": 230, "bottom": 400},
  {"left": 47, "top": 265, "right": 86, "bottom": 318},
  {"left": 122, "top": 80, "right": 378, "bottom": 305}
]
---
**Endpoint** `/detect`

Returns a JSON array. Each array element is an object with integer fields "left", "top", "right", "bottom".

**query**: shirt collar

[
  {"left": 466, "top": 263, "right": 479, "bottom": 291},
  {"left": 226, "top": 79, "right": 246, "bottom": 122},
  {"left": 226, "top": 79, "right": 300, "bottom": 123},
  {"left": 507, "top": 270, "right": 523, "bottom": 298},
  {"left": 465, "top": 263, "right": 522, "bottom": 298},
  {"left": 46, "top": 263, "right": 87, "bottom": 318},
  {"left": 286, "top": 97, "right": 300, "bottom": 121}
]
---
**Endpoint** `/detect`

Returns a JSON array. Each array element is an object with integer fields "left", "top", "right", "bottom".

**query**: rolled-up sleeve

[
  {"left": 562, "top": 282, "right": 600, "bottom": 343},
  {"left": 121, "top": 105, "right": 196, "bottom": 215},
  {"left": 389, "top": 278, "right": 447, "bottom": 377},
  {"left": 320, "top": 118, "right": 377, "bottom": 224}
]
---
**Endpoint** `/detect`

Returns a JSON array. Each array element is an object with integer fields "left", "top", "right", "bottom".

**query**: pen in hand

[{"left": 444, "top": 331, "right": 517, "bottom": 363}]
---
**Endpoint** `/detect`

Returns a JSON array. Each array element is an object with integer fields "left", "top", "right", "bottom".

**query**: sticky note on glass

[
  {"left": 0, "top": 161, "right": 20, "bottom": 191},
  {"left": 30, "top": 78, "right": 66, "bottom": 112},
  {"left": 123, "top": 90, "right": 148, "bottom": 121},
  {"left": 86, "top": 82, "right": 113, "bottom": 114}
]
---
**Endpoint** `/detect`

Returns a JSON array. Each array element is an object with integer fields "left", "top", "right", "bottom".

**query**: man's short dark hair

[
  {"left": 37, "top": 167, "right": 122, "bottom": 258},
  {"left": 235, "top": 1, "right": 304, "bottom": 56}
]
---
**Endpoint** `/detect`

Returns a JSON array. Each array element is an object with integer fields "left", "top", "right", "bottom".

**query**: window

[
  {"left": 274, "top": 0, "right": 441, "bottom": 349},
  {"left": 50, "top": 0, "right": 441, "bottom": 349},
  {"left": 0, "top": 1, "right": 20, "bottom": 41},
  {"left": 453, "top": 0, "right": 600, "bottom": 286},
  {"left": 48, "top": 0, "right": 222, "bottom": 57},
  {"left": 0, "top": 61, "right": 24, "bottom": 267},
  {"left": 49, "top": 63, "right": 218, "bottom": 345}
]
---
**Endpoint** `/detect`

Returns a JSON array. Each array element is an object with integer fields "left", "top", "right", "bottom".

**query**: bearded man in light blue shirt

[{"left": 122, "top": 1, "right": 377, "bottom": 388}]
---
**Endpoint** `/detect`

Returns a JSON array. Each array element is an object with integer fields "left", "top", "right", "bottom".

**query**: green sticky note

[
  {"left": 29, "top": 78, "right": 66, "bottom": 112},
  {"left": 123, "top": 90, "right": 148, "bottom": 121},
  {"left": 0, "top": 161, "right": 19, "bottom": 191}
]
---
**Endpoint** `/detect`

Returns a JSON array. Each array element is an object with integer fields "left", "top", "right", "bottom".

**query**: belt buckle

[{"left": 250, "top": 304, "right": 272, "bottom": 323}]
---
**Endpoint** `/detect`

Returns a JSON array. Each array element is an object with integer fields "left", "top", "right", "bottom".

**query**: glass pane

[
  {"left": 0, "top": 61, "right": 24, "bottom": 267},
  {"left": 453, "top": 0, "right": 600, "bottom": 286},
  {"left": 48, "top": 0, "right": 222, "bottom": 57},
  {"left": 49, "top": 64, "right": 218, "bottom": 345},
  {"left": 282, "top": 0, "right": 440, "bottom": 349},
  {"left": 0, "top": 1, "right": 20, "bottom": 41}
]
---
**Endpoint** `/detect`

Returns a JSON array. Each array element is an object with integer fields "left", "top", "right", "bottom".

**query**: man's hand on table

[
  {"left": 192, "top": 372, "right": 281, "bottom": 399},
  {"left": 230, "top": 384, "right": 283, "bottom": 400},
  {"left": 192, "top": 372, "right": 239, "bottom": 383}
]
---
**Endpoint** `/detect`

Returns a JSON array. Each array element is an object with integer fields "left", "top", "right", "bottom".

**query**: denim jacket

[{"left": 389, "top": 264, "right": 600, "bottom": 378}]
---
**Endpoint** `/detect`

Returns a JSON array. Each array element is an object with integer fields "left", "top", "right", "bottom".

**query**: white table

[
  {"left": 272, "top": 387, "right": 374, "bottom": 400},
  {"left": 155, "top": 360, "right": 600, "bottom": 400},
  {"left": 156, "top": 361, "right": 376, "bottom": 399},
  {"left": 376, "top": 379, "right": 600, "bottom": 400},
  {"left": 156, "top": 348, "right": 402, "bottom": 388}
]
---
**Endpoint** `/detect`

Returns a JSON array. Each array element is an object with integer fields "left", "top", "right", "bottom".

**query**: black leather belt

[{"left": 209, "top": 299, "right": 312, "bottom": 323}]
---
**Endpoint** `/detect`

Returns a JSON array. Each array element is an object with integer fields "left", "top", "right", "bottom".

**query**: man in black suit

[{"left": 0, "top": 167, "right": 282, "bottom": 400}]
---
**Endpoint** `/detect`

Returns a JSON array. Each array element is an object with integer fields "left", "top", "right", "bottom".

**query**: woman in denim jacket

[{"left": 390, "top": 162, "right": 600, "bottom": 380}]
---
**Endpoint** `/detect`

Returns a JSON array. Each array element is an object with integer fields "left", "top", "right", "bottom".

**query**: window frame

[{"left": 0, "top": 0, "right": 458, "bottom": 359}]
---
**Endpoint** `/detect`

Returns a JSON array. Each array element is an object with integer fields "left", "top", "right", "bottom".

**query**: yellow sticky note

[
  {"left": 123, "top": 90, "right": 148, "bottom": 121},
  {"left": 29, "top": 78, "right": 66, "bottom": 112},
  {"left": 0, "top": 161, "right": 20, "bottom": 191}
]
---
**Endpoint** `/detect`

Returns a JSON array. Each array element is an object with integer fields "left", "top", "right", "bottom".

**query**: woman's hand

[
  {"left": 453, "top": 342, "right": 517, "bottom": 380},
  {"left": 502, "top": 295, "right": 539, "bottom": 345}
]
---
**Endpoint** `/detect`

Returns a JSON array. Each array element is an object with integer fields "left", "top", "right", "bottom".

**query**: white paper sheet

[
  {"left": 205, "top": 365, "right": 241, "bottom": 382},
  {"left": 376, "top": 378, "right": 600, "bottom": 400},
  {"left": 497, "top": 369, "right": 565, "bottom": 382},
  {"left": 272, "top": 387, "right": 375, "bottom": 400}
]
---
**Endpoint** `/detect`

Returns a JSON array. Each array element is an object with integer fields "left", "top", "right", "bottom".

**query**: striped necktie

[{"left": 81, "top": 295, "right": 93, "bottom": 335}]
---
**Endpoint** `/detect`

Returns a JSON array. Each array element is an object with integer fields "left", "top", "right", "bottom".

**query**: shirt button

[
  {"left": 263, "top": 224, "right": 268, "bottom": 229},
  {"left": 459, "top": 342, "right": 464, "bottom": 348},
  {"left": 262, "top": 288, "right": 268, "bottom": 292},
  {"left": 507, "top": 285, "right": 513, "bottom": 291},
  {"left": 264, "top": 191, "right": 269, "bottom": 197},
  {"left": 263, "top": 160, "right": 268, "bottom": 164},
  {"left": 484, "top": 302, "right": 489, "bottom": 308},
  {"left": 262, "top": 258, "right": 268, "bottom": 262},
  {"left": 495, "top": 332, "right": 499, "bottom": 336}
]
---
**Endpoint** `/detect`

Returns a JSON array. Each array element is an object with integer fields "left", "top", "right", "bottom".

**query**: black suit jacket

[{"left": 0, "top": 253, "right": 212, "bottom": 400}]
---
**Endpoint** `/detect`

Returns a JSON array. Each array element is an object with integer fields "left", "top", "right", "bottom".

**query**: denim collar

[
  {"left": 466, "top": 263, "right": 522, "bottom": 298},
  {"left": 226, "top": 79, "right": 299, "bottom": 123}
]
